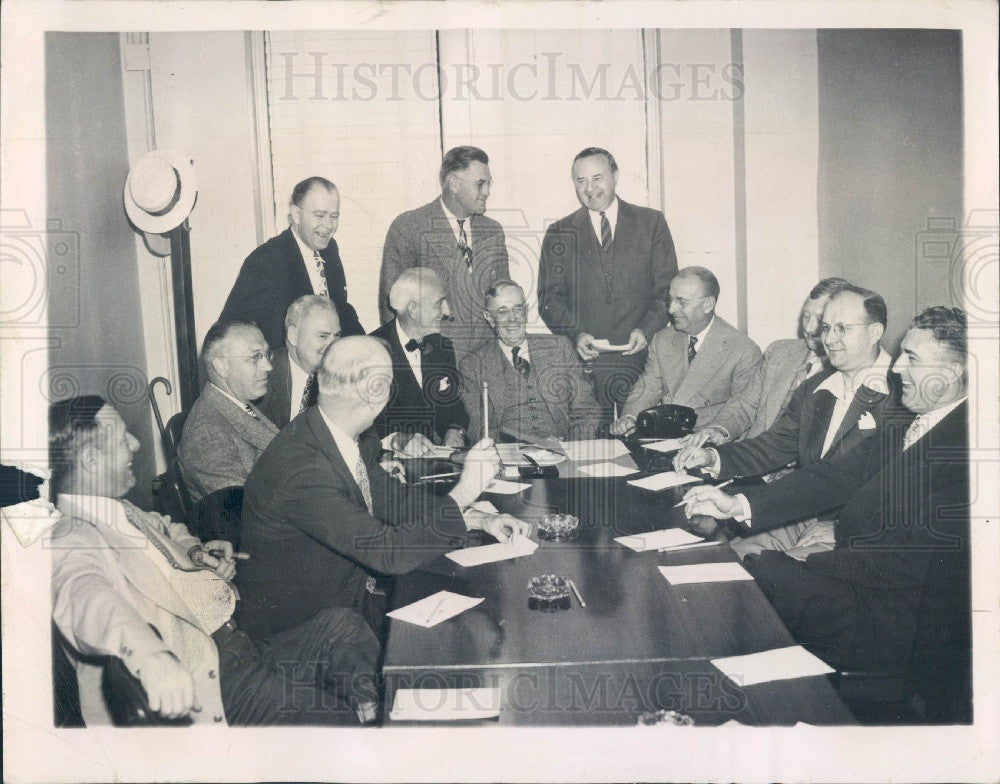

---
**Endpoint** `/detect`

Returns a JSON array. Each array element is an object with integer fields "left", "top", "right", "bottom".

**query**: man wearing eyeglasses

[
  {"left": 178, "top": 320, "right": 279, "bottom": 503},
  {"left": 459, "top": 280, "right": 602, "bottom": 442},
  {"left": 378, "top": 146, "right": 510, "bottom": 363},
  {"left": 673, "top": 284, "right": 898, "bottom": 559}
]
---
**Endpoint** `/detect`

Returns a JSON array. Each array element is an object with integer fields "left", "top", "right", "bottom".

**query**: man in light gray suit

[
  {"left": 611, "top": 266, "right": 762, "bottom": 435},
  {"left": 378, "top": 146, "right": 509, "bottom": 362},
  {"left": 178, "top": 320, "right": 280, "bottom": 503}
]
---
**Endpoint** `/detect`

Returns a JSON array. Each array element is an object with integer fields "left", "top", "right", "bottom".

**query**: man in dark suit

[
  {"left": 369, "top": 268, "right": 468, "bottom": 455},
  {"left": 459, "top": 280, "right": 602, "bottom": 443},
  {"left": 378, "top": 146, "right": 509, "bottom": 362},
  {"left": 683, "top": 308, "right": 969, "bottom": 713},
  {"left": 538, "top": 147, "right": 678, "bottom": 417},
  {"left": 257, "top": 295, "right": 341, "bottom": 429},
  {"left": 220, "top": 177, "right": 364, "bottom": 349},
  {"left": 675, "top": 285, "right": 897, "bottom": 559},
  {"left": 236, "top": 336, "right": 531, "bottom": 641}
]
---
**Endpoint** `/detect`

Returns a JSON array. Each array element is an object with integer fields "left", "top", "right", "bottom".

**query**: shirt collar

[
  {"left": 588, "top": 196, "right": 619, "bottom": 226},
  {"left": 57, "top": 493, "right": 126, "bottom": 529},
  {"left": 318, "top": 407, "right": 361, "bottom": 467},
  {"left": 913, "top": 395, "right": 966, "bottom": 434},
  {"left": 396, "top": 319, "right": 418, "bottom": 350},
  {"left": 498, "top": 338, "right": 529, "bottom": 365},
  {"left": 690, "top": 315, "right": 715, "bottom": 346},
  {"left": 815, "top": 347, "right": 892, "bottom": 398},
  {"left": 210, "top": 382, "right": 253, "bottom": 414},
  {"left": 290, "top": 225, "right": 317, "bottom": 262}
]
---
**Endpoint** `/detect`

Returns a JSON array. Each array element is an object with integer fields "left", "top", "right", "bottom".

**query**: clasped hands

[{"left": 188, "top": 540, "right": 249, "bottom": 581}]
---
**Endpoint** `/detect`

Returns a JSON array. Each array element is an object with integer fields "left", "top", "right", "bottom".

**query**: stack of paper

[
  {"left": 657, "top": 562, "right": 754, "bottom": 585},
  {"left": 576, "top": 462, "right": 639, "bottom": 478},
  {"left": 641, "top": 438, "right": 687, "bottom": 453},
  {"left": 389, "top": 687, "right": 501, "bottom": 722},
  {"left": 615, "top": 528, "right": 704, "bottom": 552},
  {"left": 446, "top": 534, "right": 539, "bottom": 567},
  {"left": 485, "top": 478, "right": 531, "bottom": 495},
  {"left": 628, "top": 472, "right": 701, "bottom": 491},
  {"left": 559, "top": 439, "right": 631, "bottom": 463},
  {"left": 710, "top": 646, "right": 835, "bottom": 686},
  {"left": 387, "top": 591, "right": 484, "bottom": 627}
]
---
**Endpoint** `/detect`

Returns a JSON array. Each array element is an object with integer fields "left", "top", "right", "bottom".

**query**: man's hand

[
  {"left": 684, "top": 513, "right": 720, "bottom": 538},
  {"left": 449, "top": 438, "right": 500, "bottom": 508},
  {"left": 442, "top": 427, "right": 466, "bottom": 449},
  {"left": 793, "top": 520, "right": 836, "bottom": 551},
  {"left": 680, "top": 485, "right": 742, "bottom": 520},
  {"left": 673, "top": 445, "right": 715, "bottom": 472},
  {"left": 396, "top": 432, "right": 436, "bottom": 458},
  {"left": 681, "top": 426, "right": 728, "bottom": 449},
  {"left": 189, "top": 541, "right": 237, "bottom": 581},
  {"left": 622, "top": 328, "right": 648, "bottom": 356},
  {"left": 379, "top": 456, "right": 407, "bottom": 484},
  {"left": 609, "top": 415, "right": 636, "bottom": 437},
  {"left": 137, "top": 651, "right": 196, "bottom": 720},
  {"left": 575, "top": 332, "right": 600, "bottom": 361},
  {"left": 466, "top": 510, "right": 532, "bottom": 542}
]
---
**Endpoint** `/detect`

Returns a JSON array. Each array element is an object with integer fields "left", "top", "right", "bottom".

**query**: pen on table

[
  {"left": 523, "top": 452, "right": 541, "bottom": 470},
  {"left": 568, "top": 579, "right": 586, "bottom": 608},
  {"left": 482, "top": 381, "right": 490, "bottom": 440},
  {"left": 672, "top": 478, "right": 735, "bottom": 507},
  {"left": 418, "top": 470, "right": 461, "bottom": 481}
]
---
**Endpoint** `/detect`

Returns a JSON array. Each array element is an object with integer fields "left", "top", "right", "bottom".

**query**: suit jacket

[
  {"left": 220, "top": 228, "right": 364, "bottom": 349},
  {"left": 236, "top": 406, "right": 472, "bottom": 640},
  {"left": 538, "top": 199, "right": 677, "bottom": 345},
  {"left": 711, "top": 339, "right": 814, "bottom": 441},
  {"left": 256, "top": 347, "right": 318, "bottom": 430},
  {"left": 177, "top": 384, "right": 279, "bottom": 503},
  {"left": 378, "top": 199, "right": 509, "bottom": 361},
  {"left": 369, "top": 319, "right": 468, "bottom": 443},
  {"left": 622, "top": 316, "right": 762, "bottom": 427},
  {"left": 458, "top": 334, "right": 603, "bottom": 442},
  {"left": 51, "top": 496, "right": 228, "bottom": 725}
]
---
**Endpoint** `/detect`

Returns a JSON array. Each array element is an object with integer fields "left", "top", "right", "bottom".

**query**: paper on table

[
  {"left": 642, "top": 438, "right": 687, "bottom": 453},
  {"left": 576, "top": 461, "right": 639, "bottom": 478},
  {"left": 446, "top": 534, "right": 539, "bottom": 567},
  {"left": 396, "top": 444, "right": 455, "bottom": 459},
  {"left": 389, "top": 686, "right": 501, "bottom": 722},
  {"left": 628, "top": 471, "right": 701, "bottom": 491},
  {"left": 710, "top": 645, "right": 835, "bottom": 686},
  {"left": 386, "top": 590, "right": 484, "bottom": 628},
  {"left": 615, "top": 528, "right": 704, "bottom": 551},
  {"left": 657, "top": 562, "right": 754, "bottom": 584},
  {"left": 657, "top": 540, "right": 723, "bottom": 553},
  {"left": 560, "top": 439, "right": 631, "bottom": 463},
  {"left": 485, "top": 479, "right": 531, "bottom": 494},
  {"left": 469, "top": 500, "right": 499, "bottom": 514}
]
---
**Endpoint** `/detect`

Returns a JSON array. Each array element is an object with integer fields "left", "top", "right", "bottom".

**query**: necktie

[
  {"left": 404, "top": 338, "right": 427, "bottom": 353},
  {"left": 244, "top": 404, "right": 261, "bottom": 421},
  {"left": 599, "top": 211, "right": 613, "bottom": 253},
  {"left": 512, "top": 346, "right": 530, "bottom": 377},
  {"left": 356, "top": 455, "right": 374, "bottom": 515},
  {"left": 903, "top": 417, "right": 926, "bottom": 451},
  {"left": 313, "top": 250, "right": 329, "bottom": 298},
  {"left": 457, "top": 219, "right": 473, "bottom": 271},
  {"left": 121, "top": 500, "right": 196, "bottom": 572},
  {"left": 299, "top": 373, "right": 316, "bottom": 413},
  {"left": 687, "top": 335, "right": 698, "bottom": 364}
]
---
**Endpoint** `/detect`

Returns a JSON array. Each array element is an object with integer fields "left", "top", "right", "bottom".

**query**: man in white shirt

[{"left": 50, "top": 395, "right": 380, "bottom": 725}]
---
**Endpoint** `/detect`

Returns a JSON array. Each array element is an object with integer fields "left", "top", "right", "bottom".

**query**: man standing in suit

[
  {"left": 675, "top": 285, "right": 897, "bottom": 559},
  {"left": 370, "top": 268, "right": 468, "bottom": 456},
  {"left": 683, "top": 308, "right": 969, "bottom": 713},
  {"left": 220, "top": 177, "right": 364, "bottom": 349},
  {"left": 50, "top": 395, "right": 380, "bottom": 725},
  {"left": 684, "top": 277, "right": 851, "bottom": 447},
  {"left": 237, "top": 336, "right": 531, "bottom": 641},
  {"left": 459, "top": 280, "right": 602, "bottom": 443},
  {"left": 379, "top": 146, "right": 509, "bottom": 361},
  {"left": 611, "top": 267, "right": 762, "bottom": 435},
  {"left": 538, "top": 147, "right": 678, "bottom": 418},
  {"left": 178, "top": 321, "right": 279, "bottom": 503},
  {"left": 257, "top": 295, "right": 341, "bottom": 429}
]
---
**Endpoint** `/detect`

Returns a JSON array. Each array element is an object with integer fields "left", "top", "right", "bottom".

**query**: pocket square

[
  {"left": 438, "top": 377, "right": 450, "bottom": 392},
  {"left": 858, "top": 411, "right": 876, "bottom": 430}
]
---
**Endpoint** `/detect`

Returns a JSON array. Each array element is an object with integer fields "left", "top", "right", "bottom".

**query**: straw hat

[{"left": 123, "top": 149, "right": 197, "bottom": 233}]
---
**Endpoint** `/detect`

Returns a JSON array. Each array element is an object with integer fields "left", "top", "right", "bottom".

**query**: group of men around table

[{"left": 49, "top": 143, "right": 971, "bottom": 725}]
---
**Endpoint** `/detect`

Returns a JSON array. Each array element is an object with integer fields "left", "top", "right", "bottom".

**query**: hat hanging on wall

[{"left": 123, "top": 149, "right": 198, "bottom": 234}]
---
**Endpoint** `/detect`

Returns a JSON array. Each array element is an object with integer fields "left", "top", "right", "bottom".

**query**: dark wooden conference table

[{"left": 383, "top": 447, "right": 854, "bottom": 726}]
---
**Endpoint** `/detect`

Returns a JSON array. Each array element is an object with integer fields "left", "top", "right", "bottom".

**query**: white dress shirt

[
  {"left": 288, "top": 354, "right": 311, "bottom": 421},
  {"left": 318, "top": 408, "right": 364, "bottom": 490},
  {"left": 814, "top": 347, "right": 892, "bottom": 458},
  {"left": 903, "top": 396, "right": 966, "bottom": 450},
  {"left": 498, "top": 339, "right": 531, "bottom": 369},
  {"left": 210, "top": 382, "right": 256, "bottom": 417},
  {"left": 686, "top": 316, "right": 715, "bottom": 362},
  {"left": 291, "top": 227, "right": 327, "bottom": 296},
  {"left": 440, "top": 197, "right": 471, "bottom": 245},
  {"left": 587, "top": 196, "right": 619, "bottom": 242},
  {"left": 397, "top": 319, "right": 423, "bottom": 386}
]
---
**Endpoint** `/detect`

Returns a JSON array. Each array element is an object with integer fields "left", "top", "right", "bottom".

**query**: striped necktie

[
  {"left": 599, "top": 211, "right": 613, "bottom": 253},
  {"left": 687, "top": 335, "right": 698, "bottom": 364}
]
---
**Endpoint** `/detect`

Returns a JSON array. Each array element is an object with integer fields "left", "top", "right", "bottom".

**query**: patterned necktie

[
  {"left": 244, "top": 403, "right": 261, "bottom": 421},
  {"left": 457, "top": 219, "right": 473, "bottom": 271},
  {"left": 313, "top": 250, "right": 329, "bottom": 298},
  {"left": 512, "top": 346, "right": 530, "bottom": 377},
  {"left": 687, "top": 335, "right": 698, "bottom": 364},
  {"left": 356, "top": 454, "right": 374, "bottom": 515},
  {"left": 902, "top": 417, "right": 926, "bottom": 451},
  {"left": 299, "top": 373, "right": 316, "bottom": 413},
  {"left": 121, "top": 500, "right": 196, "bottom": 572}
]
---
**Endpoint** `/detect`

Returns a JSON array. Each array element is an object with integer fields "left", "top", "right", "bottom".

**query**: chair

[
  {"left": 152, "top": 458, "right": 194, "bottom": 525},
  {"left": 148, "top": 377, "right": 188, "bottom": 464},
  {"left": 194, "top": 486, "right": 244, "bottom": 549}
]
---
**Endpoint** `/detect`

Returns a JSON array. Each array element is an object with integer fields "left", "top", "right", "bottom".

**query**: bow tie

[{"left": 405, "top": 337, "right": 432, "bottom": 354}]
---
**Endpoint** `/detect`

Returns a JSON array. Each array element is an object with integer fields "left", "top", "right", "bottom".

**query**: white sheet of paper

[
  {"left": 389, "top": 687, "right": 501, "bottom": 722},
  {"left": 657, "top": 540, "right": 724, "bottom": 552},
  {"left": 397, "top": 444, "right": 455, "bottom": 459},
  {"left": 446, "top": 534, "right": 539, "bottom": 567},
  {"left": 496, "top": 442, "right": 529, "bottom": 466},
  {"left": 386, "top": 590, "right": 484, "bottom": 628},
  {"left": 641, "top": 437, "right": 687, "bottom": 453},
  {"left": 711, "top": 645, "right": 835, "bottom": 686},
  {"left": 628, "top": 471, "right": 701, "bottom": 491},
  {"left": 485, "top": 479, "right": 532, "bottom": 494},
  {"left": 615, "top": 528, "right": 704, "bottom": 552},
  {"left": 559, "top": 438, "right": 631, "bottom": 463},
  {"left": 469, "top": 500, "right": 499, "bottom": 515},
  {"left": 591, "top": 339, "right": 630, "bottom": 352},
  {"left": 576, "top": 461, "right": 639, "bottom": 478},
  {"left": 657, "top": 562, "right": 754, "bottom": 584}
]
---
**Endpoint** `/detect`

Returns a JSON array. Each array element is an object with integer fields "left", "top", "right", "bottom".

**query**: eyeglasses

[
  {"left": 451, "top": 175, "right": 493, "bottom": 191},
  {"left": 819, "top": 322, "right": 870, "bottom": 339},
  {"left": 488, "top": 305, "right": 527, "bottom": 319},
  {"left": 224, "top": 349, "right": 273, "bottom": 365}
]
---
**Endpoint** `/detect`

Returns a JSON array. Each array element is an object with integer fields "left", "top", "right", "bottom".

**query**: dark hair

[
  {"left": 290, "top": 176, "right": 336, "bottom": 207},
  {"left": 911, "top": 306, "right": 967, "bottom": 363},
  {"left": 201, "top": 319, "right": 259, "bottom": 364},
  {"left": 829, "top": 285, "right": 887, "bottom": 328},
  {"left": 572, "top": 147, "right": 619, "bottom": 173},
  {"left": 439, "top": 146, "right": 489, "bottom": 187},
  {"left": 483, "top": 279, "right": 523, "bottom": 309},
  {"left": 808, "top": 277, "right": 851, "bottom": 300},
  {"left": 48, "top": 394, "right": 107, "bottom": 499},
  {"left": 675, "top": 266, "right": 720, "bottom": 302}
]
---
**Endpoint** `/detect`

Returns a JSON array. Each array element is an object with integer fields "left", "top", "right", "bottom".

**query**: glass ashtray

[
  {"left": 527, "top": 574, "right": 571, "bottom": 612},
  {"left": 537, "top": 513, "right": 579, "bottom": 542}
]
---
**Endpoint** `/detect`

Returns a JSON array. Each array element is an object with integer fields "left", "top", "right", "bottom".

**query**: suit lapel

[
  {"left": 826, "top": 384, "right": 888, "bottom": 457},
  {"left": 304, "top": 407, "right": 367, "bottom": 509},
  {"left": 611, "top": 200, "right": 636, "bottom": 278},
  {"left": 386, "top": 321, "right": 424, "bottom": 402},
  {"left": 281, "top": 228, "right": 313, "bottom": 295},
  {"left": 805, "top": 379, "right": 839, "bottom": 462},
  {"left": 674, "top": 319, "right": 726, "bottom": 404},
  {"left": 207, "top": 385, "right": 279, "bottom": 450}
]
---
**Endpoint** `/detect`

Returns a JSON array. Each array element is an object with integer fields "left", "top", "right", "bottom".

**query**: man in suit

[
  {"left": 683, "top": 308, "right": 969, "bottom": 707},
  {"left": 370, "top": 267, "right": 468, "bottom": 456},
  {"left": 538, "top": 147, "right": 678, "bottom": 418},
  {"left": 610, "top": 267, "right": 762, "bottom": 435},
  {"left": 683, "top": 277, "right": 850, "bottom": 447},
  {"left": 459, "top": 280, "right": 602, "bottom": 443},
  {"left": 257, "top": 295, "right": 341, "bottom": 429},
  {"left": 178, "top": 321, "right": 279, "bottom": 503},
  {"left": 675, "top": 285, "right": 898, "bottom": 559},
  {"left": 379, "top": 146, "right": 509, "bottom": 361},
  {"left": 220, "top": 177, "right": 364, "bottom": 349},
  {"left": 50, "top": 395, "right": 381, "bottom": 725},
  {"left": 236, "top": 336, "right": 531, "bottom": 641}
]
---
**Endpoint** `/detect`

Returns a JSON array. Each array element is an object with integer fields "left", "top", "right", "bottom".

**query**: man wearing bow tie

[{"left": 369, "top": 268, "right": 468, "bottom": 456}]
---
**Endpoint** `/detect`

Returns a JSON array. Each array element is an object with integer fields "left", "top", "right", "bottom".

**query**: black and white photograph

[{"left": 1, "top": 1, "right": 998, "bottom": 781}]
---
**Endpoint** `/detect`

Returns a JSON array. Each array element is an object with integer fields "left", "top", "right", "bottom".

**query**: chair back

[
  {"left": 162, "top": 410, "right": 189, "bottom": 465},
  {"left": 152, "top": 458, "right": 194, "bottom": 525},
  {"left": 194, "top": 486, "right": 244, "bottom": 549}
]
